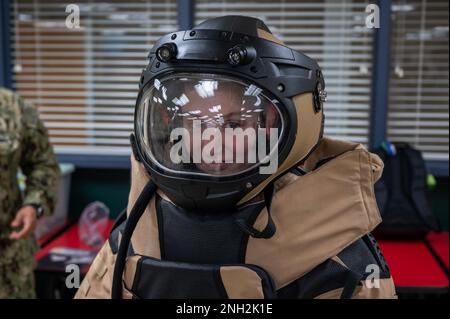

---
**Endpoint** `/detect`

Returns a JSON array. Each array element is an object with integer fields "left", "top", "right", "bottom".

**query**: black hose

[{"left": 111, "top": 180, "right": 156, "bottom": 299}]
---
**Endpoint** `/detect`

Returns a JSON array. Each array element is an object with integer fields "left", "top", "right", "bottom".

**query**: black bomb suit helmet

[{"left": 132, "top": 15, "right": 327, "bottom": 214}]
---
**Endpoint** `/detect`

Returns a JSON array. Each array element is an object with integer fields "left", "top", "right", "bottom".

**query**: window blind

[
  {"left": 388, "top": 0, "right": 449, "bottom": 161},
  {"left": 11, "top": 0, "right": 177, "bottom": 155},
  {"left": 196, "top": 0, "right": 375, "bottom": 144}
]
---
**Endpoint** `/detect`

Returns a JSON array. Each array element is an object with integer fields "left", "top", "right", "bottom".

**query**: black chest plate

[{"left": 156, "top": 194, "right": 265, "bottom": 264}]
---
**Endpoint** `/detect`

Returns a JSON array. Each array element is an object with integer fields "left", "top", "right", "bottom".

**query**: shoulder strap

[
  {"left": 402, "top": 146, "right": 439, "bottom": 230},
  {"left": 109, "top": 208, "right": 127, "bottom": 235},
  {"left": 234, "top": 183, "right": 276, "bottom": 239}
]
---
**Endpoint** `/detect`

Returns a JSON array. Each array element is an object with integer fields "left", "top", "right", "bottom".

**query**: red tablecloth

[
  {"left": 35, "top": 220, "right": 114, "bottom": 273},
  {"left": 426, "top": 232, "right": 449, "bottom": 270},
  {"left": 378, "top": 240, "right": 449, "bottom": 290},
  {"left": 36, "top": 220, "right": 72, "bottom": 247}
]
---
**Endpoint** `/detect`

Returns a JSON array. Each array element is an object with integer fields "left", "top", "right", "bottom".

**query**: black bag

[{"left": 373, "top": 143, "right": 440, "bottom": 238}]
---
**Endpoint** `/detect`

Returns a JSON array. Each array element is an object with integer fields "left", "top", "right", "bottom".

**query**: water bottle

[{"left": 78, "top": 201, "right": 110, "bottom": 249}]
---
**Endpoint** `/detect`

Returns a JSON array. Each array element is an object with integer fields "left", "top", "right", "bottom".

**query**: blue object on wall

[
  {"left": 369, "top": 0, "right": 392, "bottom": 151},
  {"left": 178, "top": 0, "right": 195, "bottom": 30},
  {"left": 0, "top": 0, "right": 12, "bottom": 89},
  {"left": 56, "top": 154, "right": 131, "bottom": 169},
  {"left": 426, "top": 161, "right": 449, "bottom": 177}
]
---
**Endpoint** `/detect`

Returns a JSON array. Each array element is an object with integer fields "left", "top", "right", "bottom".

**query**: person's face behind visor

[
  {"left": 182, "top": 81, "right": 279, "bottom": 175},
  {"left": 138, "top": 74, "right": 283, "bottom": 177}
]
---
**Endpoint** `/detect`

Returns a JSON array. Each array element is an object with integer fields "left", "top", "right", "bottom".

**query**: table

[
  {"left": 34, "top": 220, "right": 115, "bottom": 298},
  {"left": 378, "top": 238, "right": 449, "bottom": 295},
  {"left": 426, "top": 232, "right": 449, "bottom": 271}
]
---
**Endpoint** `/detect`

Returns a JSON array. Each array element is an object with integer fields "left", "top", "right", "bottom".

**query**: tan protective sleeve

[
  {"left": 246, "top": 147, "right": 383, "bottom": 289},
  {"left": 219, "top": 266, "right": 265, "bottom": 299},
  {"left": 74, "top": 243, "right": 117, "bottom": 299}
]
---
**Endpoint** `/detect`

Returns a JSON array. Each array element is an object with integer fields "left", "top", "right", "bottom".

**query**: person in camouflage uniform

[{"left": 0, "top": 87, "right": 60, "bottom": 298}]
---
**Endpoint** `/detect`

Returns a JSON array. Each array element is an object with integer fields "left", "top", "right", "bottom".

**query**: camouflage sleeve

[{"left": 19, "top": 96, "right": 60, "bottom": 217}]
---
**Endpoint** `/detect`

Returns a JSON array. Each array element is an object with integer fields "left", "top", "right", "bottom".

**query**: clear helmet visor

[{"left": 136, "top": 73, "right": 284, "bottom": 177}]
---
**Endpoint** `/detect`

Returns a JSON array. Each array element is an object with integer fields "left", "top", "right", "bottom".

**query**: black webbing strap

[
  {"left": 235, "top": 183, "right": 276, "bottom": 239},
  {"left": 340, "top": 270, "right": 364, "bottom": 299}
]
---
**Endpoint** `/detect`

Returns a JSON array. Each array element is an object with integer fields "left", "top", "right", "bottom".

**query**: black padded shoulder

[
  {"left": 108, "top": 210, "right": 134, "bottom": 256},
  {"left": 277, "top": 234, "right": 391, "bottom": 299},
  {"left": 337, "top": 233, "right": 391, "bottom": 279}
]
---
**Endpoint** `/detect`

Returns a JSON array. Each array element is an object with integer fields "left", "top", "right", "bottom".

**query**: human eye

[{"left": 224, "top": 120, "right": 241, "bottom": 129}]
